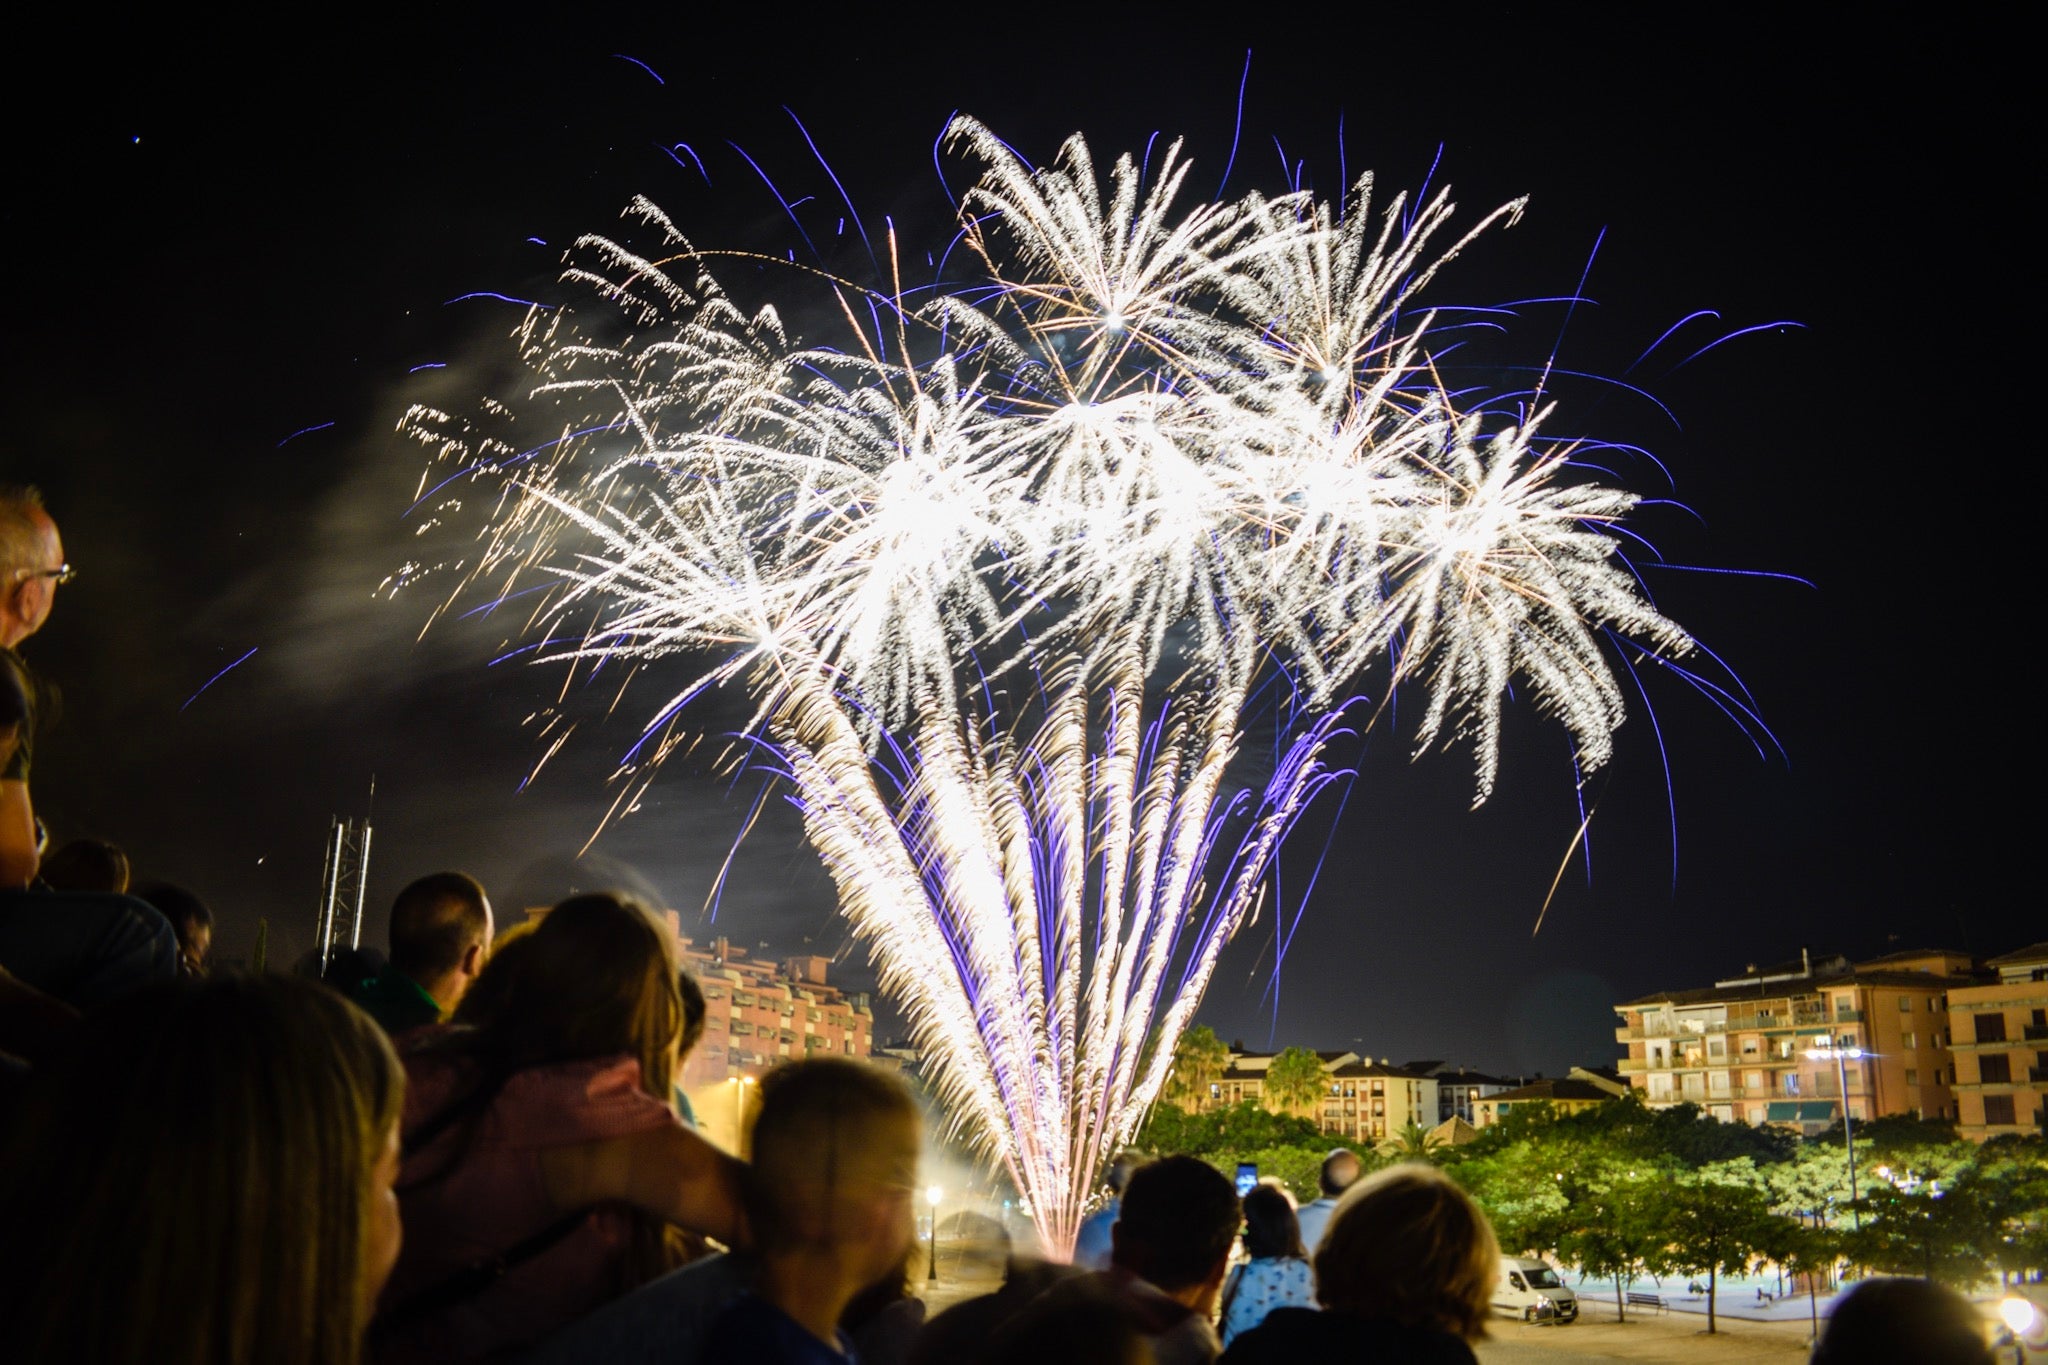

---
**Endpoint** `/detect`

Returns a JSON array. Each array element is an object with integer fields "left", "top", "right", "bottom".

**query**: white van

[{"left": 1493, "top": 1257, "right": 1579, "bottom": 1323}]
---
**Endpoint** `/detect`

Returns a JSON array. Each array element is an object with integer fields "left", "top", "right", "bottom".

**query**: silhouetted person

[
  {"left": 1073, "top": 1150, "right": 1142, "bottom": 1270},
  {"left": 134, "top": 882, "right": 214, "bottom": 977},
  {"left": 351, "top": 872, "right": 494, "bottom": 1036},
  {"left": 0, "top": 484, "right": 65, "bottom": 890},
  {"left": 1291, "top": 1147, "right": 1360, "bottom": 1251},
  {"left": 1221, "top": 1164, "right": 1497, "bottom": 1365},
  {"left": 1810, "top": 1277, "right": 1994, "bottom": 1365},
  {"left": 35, "top": 838, "right": 129, "bottom": 895}
]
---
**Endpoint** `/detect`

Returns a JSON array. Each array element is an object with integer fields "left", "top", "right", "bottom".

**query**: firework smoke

[{"left": 400, "top": 116, "right": 1691, "bottom": 1253}]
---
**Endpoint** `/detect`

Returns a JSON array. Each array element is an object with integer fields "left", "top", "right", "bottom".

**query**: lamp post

[
  {"left": 1804, "top": 1042, "right": 1864, "bottom": 1230},
  {"left": 925, "top": 1185, "right": 943, "bottom": 1283}
]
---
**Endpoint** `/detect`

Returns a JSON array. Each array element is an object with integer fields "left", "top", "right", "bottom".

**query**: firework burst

[{"left": 400, "top": 115, "right": 1691, "bottom": 1253}]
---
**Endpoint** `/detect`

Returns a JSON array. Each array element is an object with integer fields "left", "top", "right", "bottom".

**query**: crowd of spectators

[{"left": 0, "top": 481, "right": 2001, "bottom": 1363}]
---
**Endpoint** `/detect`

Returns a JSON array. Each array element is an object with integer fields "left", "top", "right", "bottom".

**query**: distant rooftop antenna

[{"left": 314, "top": 780, "right": 375, "bottom": 974}]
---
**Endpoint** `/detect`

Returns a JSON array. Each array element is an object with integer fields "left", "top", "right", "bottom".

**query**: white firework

[{"left": 400, "top": 115, "right": 1690, "bottom": 1254}]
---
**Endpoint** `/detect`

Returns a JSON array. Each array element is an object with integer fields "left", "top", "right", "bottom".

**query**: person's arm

[
  {"left": 536, "top": 1120, "right": 752, "bottom": 1249},
  {"left": 0, "top": 776, "right": 38, "bottom": 890}
]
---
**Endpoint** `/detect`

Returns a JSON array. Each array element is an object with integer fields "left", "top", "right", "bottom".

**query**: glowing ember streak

[{"left": 400, "top": 117, "right": 1693, "bottom": 1255}]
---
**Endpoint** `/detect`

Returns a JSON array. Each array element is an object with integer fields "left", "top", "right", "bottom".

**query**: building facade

[
  {"left": 680, "top": 935, "right": 874, "bottom": 1088},
  {"left": 1613, "top": 949, "right": 1973, "bottom": 1132},
  {"left": 1200, "top": 1046, "right": 1444, "bottom": 1147},
  {"left": 1471, "top": 1068, "right": 1629, "bottom": 1128},
  {"left": 1948, "top": 942, "right": 2048, "bottom": 1141}
]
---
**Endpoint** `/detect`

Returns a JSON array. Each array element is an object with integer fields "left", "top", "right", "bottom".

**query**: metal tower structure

[{"left": 313, "top": 813, "right": 374, "bottom": 974}]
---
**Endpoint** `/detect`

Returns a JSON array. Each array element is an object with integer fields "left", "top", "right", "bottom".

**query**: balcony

[
  {"left": 2026, "top": 1024, "right": 2048, "bottom": 1042},
  {"left": 1832, "top": 1008, "right": 1864, "bottom": 1023}
]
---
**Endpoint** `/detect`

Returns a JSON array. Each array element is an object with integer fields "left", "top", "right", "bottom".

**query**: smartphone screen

[{"left": 1235, "top": 1162, "right": 1258, "bottom": 1197}]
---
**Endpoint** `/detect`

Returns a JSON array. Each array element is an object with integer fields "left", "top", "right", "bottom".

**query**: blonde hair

[
  {"left": 0, "top": 974, "right": 404, "bottom": 1365},
  {"left": 1313, "top": 1163, "right": 1499, "bottom": 1341},
  {"left": 747, "top": 1057, "right": 920, "bottom": 1251}
]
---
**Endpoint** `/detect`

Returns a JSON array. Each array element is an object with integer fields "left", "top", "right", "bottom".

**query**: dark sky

[{"left": 2, "top": 10, "right": 2021, "bottom": 1078}]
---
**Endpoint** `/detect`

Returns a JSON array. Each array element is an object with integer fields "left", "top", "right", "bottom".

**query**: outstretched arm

[{"left": 537, "top": 1121, "right": 752, "bottom": 1250}]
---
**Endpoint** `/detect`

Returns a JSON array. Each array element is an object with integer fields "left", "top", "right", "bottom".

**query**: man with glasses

[
  {"left": 0, "top": 485, "right": 172, "bottom": 1015},
  {"left": 1, "top": 483, "right": 67, "bottom": 890}
]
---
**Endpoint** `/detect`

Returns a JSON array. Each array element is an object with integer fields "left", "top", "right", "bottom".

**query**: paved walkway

[{"left": 1477, "top": 1312, "right": 1812, "bottom": 1364}]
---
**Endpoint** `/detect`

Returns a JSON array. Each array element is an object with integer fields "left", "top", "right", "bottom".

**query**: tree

[
  {"left": 1264, "top": 1047, "right": 1327, "bottom": 1119},
  {"left": 1134, "top": 1100, "right": 1330, "bottom": 1158},
  {"left": 1650, "top": 1161, "right": 1785, "bottom": 1334},
  {"left": 1382, "top": 1121, "right": 1443, "bottom": 1163},
  {"left": 1559, "top": 1156, "right": 1678, "bottom": 1322},
  {"left": 1163, "top": 1026, "right": 1230, "bottom": 1109}
]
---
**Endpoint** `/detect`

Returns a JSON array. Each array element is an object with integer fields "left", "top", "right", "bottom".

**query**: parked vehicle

[{"left": 1493, "top": 1257, "right": 1578, "bottom": 1323}]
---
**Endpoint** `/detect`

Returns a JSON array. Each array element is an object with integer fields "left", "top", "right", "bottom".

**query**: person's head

[
  {"left": 1319, "top": 1147, "right": 1363, "bottom": 1199},
  {"left": 388, "top": 871, "right": 494, "bottom": 1008},
  {"left": 133, "top": 881, "right": 214, "bottom": 976},
  {"left": 1104, "top": 1150, "right": 1142, "bottom": 1196},
  {"left": 1242, "top": 1182, "right": 1306, "bottom": 1260},
  {"left": 0, "top": 974, "right": 405, "bottom": 1365},
  {"left": 36, "top": 837, "right": 130, "bottom": 894},
  {"left": 451, "top": 891, "right": 679, "bottom": 1101},
  {"left": 446, "top": 917, "right": 535, "bottom": 1024},
  {"left": 677, "top": 966, "right": 707, "bottom": 1063},
  {"left": 0, "top": 485, "right": 64, "bottom": 649},
  {"left": 1810, "top": 1277, "right": 1995, "bottom": 1365},
  {"left": 1314, "top": 1163, "right": 1497, "bottom": 1342},
  {"left": 746, "top": 1057, "right": 923, "bottom": 1288},
  {"left": 1110, "top": 1156, "right": 1241, "bottom": 1302}
]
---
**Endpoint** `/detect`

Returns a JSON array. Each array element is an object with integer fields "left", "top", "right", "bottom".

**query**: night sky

[{"left": 2, "top": 11, "right": 2020, "bottom": 1079}]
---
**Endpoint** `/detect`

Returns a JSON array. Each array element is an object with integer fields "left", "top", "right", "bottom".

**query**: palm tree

[
  {"left": 1380, "top": 1121, "right": 1444, "bottom": 1163},
  {"left": 1265, "top": 1047, "right": 1328, "bottom": 1119},
  {"left": 1164, "top": 1026, "right": 1232, "bottom": 1109}
]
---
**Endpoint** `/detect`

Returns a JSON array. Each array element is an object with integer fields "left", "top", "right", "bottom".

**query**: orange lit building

[
  {"left": 1948, "top": 942, "right": 2048, "bottom": 1141},
  {"left": 1613, "top": 948, "right": 1975, "bottom": 1133}
]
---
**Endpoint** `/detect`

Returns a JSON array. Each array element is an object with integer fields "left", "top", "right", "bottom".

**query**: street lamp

[
  {"left": 1804, "top": 1042, "right": 1864, "bottom": 1230},
  {"left": 925, "top": 1185, "right": 944, "bottom": 1282}
]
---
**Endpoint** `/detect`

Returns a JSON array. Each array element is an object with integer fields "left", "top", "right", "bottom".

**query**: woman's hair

[
  {"left": 413, "top": 892, "right": 683, "bottom": 1281},
  {"left": 1242, "top": 1182, "right": 1306, "bottom": 1260},
  {"left": 1313, "top": 1163, "right": 1498, "bottom": 1342},
  {"left": 436, "top": 892, "right": 680, "bottom": 1098},
  {"left": 0, "top": 974, "right": 403, "bottom": 1365}
]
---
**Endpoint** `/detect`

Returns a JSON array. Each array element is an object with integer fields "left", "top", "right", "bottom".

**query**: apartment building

[
  {"left": 680, "top": 934, "right": 873, "bottom": 1088},
  {"left": 1202, "top": 1047, "right": 1440, "bottom": 1146},
  {"left": 1427, "top": 1065, "right": 1525, "bottom": 1124},
  {"left": 1613, "top": 948, "right": 1974, "bottom": 1133},
  {"left": 1471, "top": 1068, "right": 1630, "bottom": 1128},
  {"left": 1948, "top": 942, "right": 2048, "bottom": 1141},
  {"left": 1323, "top": 1059, "right": 1440, "bottom": 1145}
]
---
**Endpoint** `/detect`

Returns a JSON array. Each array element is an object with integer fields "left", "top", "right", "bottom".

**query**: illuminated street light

[
  {"left": 926, "top": 1185, "right": 944, "bottom": 1283},
  {"left": 1804, "top": 1042, "right": 1865, "bottom": 1230}
]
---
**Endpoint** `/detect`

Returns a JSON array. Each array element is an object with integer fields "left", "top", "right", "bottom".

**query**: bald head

[{"left": 0, "top": 486, "right": 64, "bottom": 649}]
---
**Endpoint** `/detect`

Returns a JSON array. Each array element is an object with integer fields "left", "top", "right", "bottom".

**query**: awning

[{"left": 1765, "top": 1100, "right": 1840, "bottom": 1122}]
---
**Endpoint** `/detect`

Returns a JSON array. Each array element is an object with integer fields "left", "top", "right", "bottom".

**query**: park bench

[{"left": 1625, "top": 1291, "right": 1667, "bottom": 1314}]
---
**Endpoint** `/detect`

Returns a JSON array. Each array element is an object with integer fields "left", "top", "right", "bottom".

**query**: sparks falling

[{"left": 401, "top": 117, "right": 1693, "bottom": 1254}]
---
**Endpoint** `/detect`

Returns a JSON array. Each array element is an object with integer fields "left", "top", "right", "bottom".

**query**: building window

[
  {"left": 1981, "top": 1054, "right": 2012, "bottom": 1084},
  {"left": 1904, "top": 1068, "right": 1919, "bottom": 1087},
  {"left": 1782, "top": 1073, "right": 1801, "bottom": 1096},
  {"left": 1898, "top": 996, "right": 1913, "bottom": 1013},
  {"left": 1976, "top": 1013, "right": 2009, "bottom": 1044},
  {"left": 1985, "top": 1095, "right": 2017, "bottom": 1126},
  {"left": 1901, "top": 1032, "right": 1916, "bottom": 1050}
]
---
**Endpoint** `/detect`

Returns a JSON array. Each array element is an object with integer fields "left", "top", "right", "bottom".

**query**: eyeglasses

[{"left": 17, "top": 563, "right": 72, "bottom": 586}]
